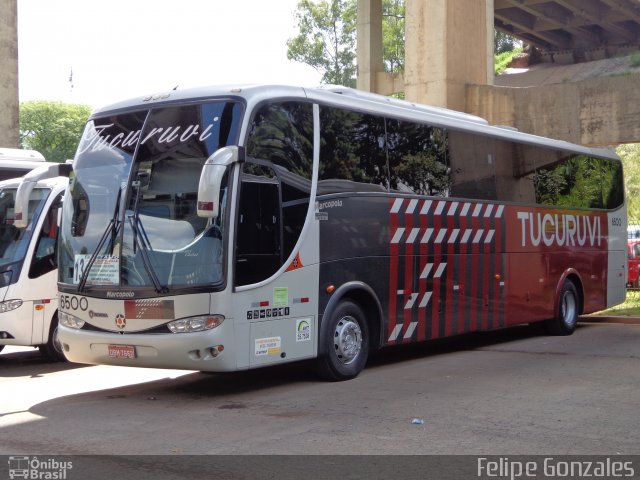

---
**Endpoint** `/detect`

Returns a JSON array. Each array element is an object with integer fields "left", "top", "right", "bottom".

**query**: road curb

[{"left": 579, "top": 315, "right": 640, "bottom": 325}]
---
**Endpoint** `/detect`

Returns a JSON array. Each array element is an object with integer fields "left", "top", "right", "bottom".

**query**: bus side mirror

[
  {"left": 197, "top": 146, "right": 244, "bottom": 219},
  {"left": 14, "top": 163, "right": 73, "bottom": 229}
]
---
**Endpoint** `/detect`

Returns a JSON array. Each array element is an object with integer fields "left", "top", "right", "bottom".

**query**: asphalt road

[{"left": 1, "top": 321, "right": 639, "bottom": 463}]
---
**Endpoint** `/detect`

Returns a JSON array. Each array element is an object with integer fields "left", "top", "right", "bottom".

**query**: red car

[{"left": 628, "top": 240, "right": 640, "bottom": 288}]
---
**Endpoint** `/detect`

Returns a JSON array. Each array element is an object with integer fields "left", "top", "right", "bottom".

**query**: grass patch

[
  {"left": 630, "top": 52, "right": 640, "bottom": 68},
  {"left": 495, "top": 47, "right": 524, "bottom": 75},
  {"left": 594, "top": 290, "right": 640, "bottom": 316}
]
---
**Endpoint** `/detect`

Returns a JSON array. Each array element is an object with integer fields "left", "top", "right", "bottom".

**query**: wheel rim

[
  {"left": 52, "top": 325, "right": 64, "bottom": 356},
  {"left": 333, "top": 316, "right": 362, "bottom": 365},
  {"left": 561, "top": 290, "right": 577, "bottom": 327}
]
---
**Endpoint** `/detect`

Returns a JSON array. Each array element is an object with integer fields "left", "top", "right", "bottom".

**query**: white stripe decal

[
  {"left": 420, "top": 263, "right": 433, "bottom": 279},
  {"left": 406, "top": 228, "right": 420, "bottom": 243},
  {"left": 434, "top": 263, "right": 446, "bottom": 278},
  {"left": 484, "top": 204, "right": 494, "bottom": 217},
  {"left": 460, "top": 203, "right": 471, "bottom": 216},
  {"left": 484, "top": 230, "right": 495, "bottom": 243},
  {"left": 447, "top": 202, "right": 459, "bottom": 216},
  {"left": 461, "top": 229, "right": 472, "bottom": 243},
  {"left": 391, "top": 228, "right": 405, "bottom": 244},
  {"left": 472, "top": 204, "right": 483, "bottom": 217},
  {"left": 435, "top": 229, "right": 447, "bottom": 243},
  {"left": 405, "top": 293, "right": 419, "bottom": 309},
  {"left": 495, "top": 204, "right": 505, "bottom": 218},
  {"left": 435, "top": 201, "right": 446, "bottom": 215},
  {"left": 419, "top": 292, "right": 432, "bottom": 308},
  {"left": 420, "top": 199, "right": 433, "bottom": 215},
  {"left": 473, "top": 230, "right": 484, "bottom": 243},
  {"left": 448, "top": 229, "right": 460, "bottom": 244},
  {"left": 388, "top": 324, "right": 403, "bottom": 342},
  {"left": 421, "top": 228, "right": 434, "bottom": 243},
  {"left": 397, "top": 290, "right": 404, "bottom": 295},
  {"left": 403, "top": 322, "right": 418, "bottom": 339},
  {"left": 406, "top": 199, "right": 418, "bottom": 214},
  {"left": 391, "top": 198, "right": 403, "bottom": 214}
]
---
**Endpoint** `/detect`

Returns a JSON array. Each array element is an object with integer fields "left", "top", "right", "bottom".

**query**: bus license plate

[{"left": 108, "top": 345, "right": 136, "bottom": 359}]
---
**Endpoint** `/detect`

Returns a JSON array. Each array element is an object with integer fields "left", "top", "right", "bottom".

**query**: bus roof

[
  {"left": 90, "top": 84, "right": 618, "bottom": 161},
  {"left": 0, "top": 148, "right": 45, "bottom": 162}
]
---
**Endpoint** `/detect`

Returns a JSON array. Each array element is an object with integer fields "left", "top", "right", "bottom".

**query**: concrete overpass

[
  {"left": 0, "top": 0, "right": 19, "bottom": 147},
  {"left": 2, "top": 0, "right": 640, "bottom": 147},
  {"left": 358, "top": 0, "right": 640, "bottom": 146}
]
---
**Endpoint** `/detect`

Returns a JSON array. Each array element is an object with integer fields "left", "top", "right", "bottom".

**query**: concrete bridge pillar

[
  {"left": 0, "top": 0, "right": 19, "bottom": 147},
  {"left": 404, "top": 0, "right": 494, "bottom": 111}
]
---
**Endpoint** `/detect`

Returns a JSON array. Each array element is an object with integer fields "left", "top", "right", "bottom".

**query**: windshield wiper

[
  {"left": 78, "top": 187, "right": 123, "bottom": 293},
  {"left": 127, "top": 212, "right": 167, "bottom": 294}
]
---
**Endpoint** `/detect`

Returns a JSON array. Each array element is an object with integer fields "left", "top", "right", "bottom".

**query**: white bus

[
  {"left": 54, "top": 85, "right": 625, "bottom": 380},
  {"left": 0, "top": 164, "right": 70, "bottom": 360},
  {"left": 0, "top": 148, "right": 47, "bottom": 182}
]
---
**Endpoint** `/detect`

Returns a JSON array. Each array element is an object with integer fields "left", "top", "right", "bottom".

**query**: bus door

[
  {"left": 26, "top": 193, "right": 62, "bottom": 345},
  {"left": 235, "top": 164, "right": 282, "bottom": 286}
]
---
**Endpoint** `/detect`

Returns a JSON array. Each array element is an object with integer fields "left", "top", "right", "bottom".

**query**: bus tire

[
  {"left": 39, "top": 315, "right": 66, "bottom": 362},
  {"left": 316, "top": 300, "right": 369, "bottom": 381},
  {"left": 544, "top": 280, "right": 579, "bottom": 336}
]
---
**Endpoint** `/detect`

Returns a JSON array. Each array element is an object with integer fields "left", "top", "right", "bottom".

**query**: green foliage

[
  {"left": 494, "top": 31, "right": 518, "bottom": 54},
  {"left": 382, "top": 0, "right": 405, "bottom": 74},
  {"left": 287, "top": 0, "right": 405, "bottom": 87},
  {"left": 630, "top": 52, "right": 640, "bottom": 67},
  {"left": 595, "top": 290, "right": 640, "bottom": 316},
  {"left": 494, "top": 47, "right": 523, "bottom": 74},
  {"left": 19, "top": 100, "right": 92, "bottom": 163},
  {"left": 287, "top": 0, "right": 357, "bottom": 87},
  {"left": 617, "top": 143, "right": 640, "bottom": 224}
]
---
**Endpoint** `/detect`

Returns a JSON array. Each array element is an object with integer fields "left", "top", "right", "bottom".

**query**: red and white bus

[{"left": 53, "top": 85, "right": 626, "bottom": 380}]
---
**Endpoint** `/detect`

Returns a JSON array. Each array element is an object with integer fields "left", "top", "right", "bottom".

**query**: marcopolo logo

[{"left": 8, "top": 456, "right": 73, "bottom": 479}]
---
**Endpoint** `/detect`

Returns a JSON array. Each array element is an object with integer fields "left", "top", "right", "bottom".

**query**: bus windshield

[
  {"left": 58, "top": 100, "right": 243, "bottom": 291},
  {"left": 0, "top": 186, "right": 50, "bottom": 268}
]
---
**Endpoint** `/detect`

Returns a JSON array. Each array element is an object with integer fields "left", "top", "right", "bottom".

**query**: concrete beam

[
  {"left": 405, "top": 0, "right": 494, "bottom": 111},
  {"left": 466, "top": 73, "right": 640, "bottom": 146},
  {"left": 356, "top": 0, "right": 384, "bottom": 92},
  {"left": 0, "top": 0, "right": 19, "bottom": 147}
]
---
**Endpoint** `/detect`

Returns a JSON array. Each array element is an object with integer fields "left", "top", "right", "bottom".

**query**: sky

[{"left": 17, "top": 0, "right": 323, "bottom": 108}]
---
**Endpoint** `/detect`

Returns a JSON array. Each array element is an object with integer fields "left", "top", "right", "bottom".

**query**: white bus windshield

[
  {"left": 0, "top": 187, "right": 50, "bottom": 268},
  {"left": 58, "top": 100, "right": 243, "bottom": 291}
]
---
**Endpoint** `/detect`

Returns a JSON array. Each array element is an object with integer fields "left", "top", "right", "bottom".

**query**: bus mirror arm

[
  {"left": 14, "top": 163, "right": 73, "bottom": 229},
  {"left": 197, "top": 146, "right": 244, "bottom": 219}
]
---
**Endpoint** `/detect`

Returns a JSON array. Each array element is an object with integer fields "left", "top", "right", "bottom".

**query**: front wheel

[
  {"left": 39, "top": 315, "right": 66, "bottom": 362},
  {"left": 544, "top": 280, "right": 579, "bottom": 336},
  {"left": 316, "top": 300, "right": 369, "bottom": 381}
]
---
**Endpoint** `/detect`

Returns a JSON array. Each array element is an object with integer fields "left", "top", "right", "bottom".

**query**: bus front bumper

[{"left": 58, "top": 323, "right": 238, "bottom": 372}]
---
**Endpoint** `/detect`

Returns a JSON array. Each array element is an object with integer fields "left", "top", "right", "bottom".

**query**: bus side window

[{"left": 29, "top": 196, "right": 62, "bottom": 278}]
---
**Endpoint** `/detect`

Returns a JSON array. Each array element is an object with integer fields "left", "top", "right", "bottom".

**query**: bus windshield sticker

[
  {"left": 273, "top": 287, "right": 289, "bottom": 307},
  {"left": 73, "top": 254, "right": 119, "bottom": 285},
  {"left": 255, "top": 336, "right": 281, "bottom": 356},
  {"left": 296, "top": 318, "right": 311, "bottom": 342}
]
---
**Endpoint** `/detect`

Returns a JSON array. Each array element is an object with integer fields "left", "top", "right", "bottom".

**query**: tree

[
  {"left": 19, "top": 101, "right": 92, "bottom": 163},
  {"left": 494, "top": 31, "right": 518, "bottom": 54},
  {"left": 287, "top": 0, "right": 357, "bottom": 87},
  {"left": 287, "top": 0, "right": 405, "bottom": 87},
  {"left": 618, "top": 144, "right": 640, "bottom": 224}
]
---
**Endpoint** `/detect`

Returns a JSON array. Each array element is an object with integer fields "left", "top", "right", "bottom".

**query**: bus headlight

[
  {"left": 168, "top": 315, "right": 224, "bottom": 333},
  {"left": 0, "top": 299, "right": 23, "bottom": 313},
  {"left": 59, "top": 311, "right": 85, "bottom": 329}
]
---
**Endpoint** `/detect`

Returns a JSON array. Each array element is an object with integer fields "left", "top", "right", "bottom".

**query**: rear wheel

[
  {"left": 544, "top": 280, "right": 579, "bottom": 336},
  {"left": 39, "top": 315, "right": 66, "bottom": 362},
  {"left": 316, "top": 300, "right": 369, "bottom": 381}
]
